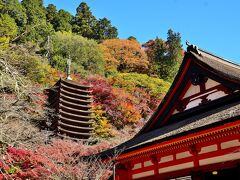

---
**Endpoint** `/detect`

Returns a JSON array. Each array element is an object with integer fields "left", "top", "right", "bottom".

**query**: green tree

[
  {"left": 152, "top": 38, "right": 169, "bottom": 79},
  {"left": 164, "top": 29, "right": 182, "bottom": 80},
  {"left": 72, "top": 2, "right": 97, "bottom": 39},
  {"left": 144, "top": 29, "right": 183, "bottom": 81},
  {"left": 46, "top": 4, "right": 58, "bottom": 25},
  {"left": 55, "top": 9, "right": 73, "bottom": 32},
  {"left": 0, "top": 0, "right": 27, "bottom": 28},
  {"left": 22, "top": 0, "right": 45, "bottom": 24},
  {"left": 21, "top": 0, "right": 53, "bottom": 43},
  {"left": 51, "top": 32, "right": 105, "bottom": 75},
  {"left": 166, "top": 29, "right": 182, "bottom": 62},
  {"left": 94, "top": 18, "right": 118, "bottom": 41},
  {"left": 128, "top": 36, "right": 137, "bottom": 41},
  {"left": 46, "top": 4, "right": 72, "bottom": 32},
  {"left": 0, "top": 1, "right": 3, "bottom": 10},
  {"left": 0, "top": 14, "right": 18, "bottom": 47}
]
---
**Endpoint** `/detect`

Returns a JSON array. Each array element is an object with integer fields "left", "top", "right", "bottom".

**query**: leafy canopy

[
  {"left": 110, "top": 73, "right": 170, "bottom": 97},
  {"left": 143, "top": 29, "right": 183, "bottom": 81},
  {"left": 72, "top": 2, "right": 118, "bottom": 41},
  {"left": 0, "top": 0, "right": 27, "bottom": 28},
  {"left": 46, "top": 4, "right": 72, "bottom": 32},
  {"left": 21, "top": 0, "right": 53, "bottom": 43},
  {"left": 101, "top": 39, "right": 149, "bottom": 74},
  {"left": 0, "top": 14, "right": 18, "bottom": 47},
  {"left": 72, "top": 2, "right": 97, "bottom": 39},
  {"left": 50, "top": 31, "right": 105, "bottom": 76}
]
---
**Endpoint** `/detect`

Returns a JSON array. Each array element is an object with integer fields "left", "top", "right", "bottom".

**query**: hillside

[{"left": 0, "top": 1, "right": 183, "bottom": 179}]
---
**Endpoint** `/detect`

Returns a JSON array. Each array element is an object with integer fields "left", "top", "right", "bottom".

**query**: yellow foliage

[
  {"left": 0, "top": 36, "right": 10, "bottom": 49},
  {"left": 92, "top": 105, "right": 114, "bottom": 138}
]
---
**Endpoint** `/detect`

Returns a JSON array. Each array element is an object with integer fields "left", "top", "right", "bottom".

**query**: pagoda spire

[{"left": 66, "top": 53, "right": 72, "bottom": 80}]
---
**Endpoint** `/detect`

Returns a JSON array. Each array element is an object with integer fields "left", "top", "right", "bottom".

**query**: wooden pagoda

[
  {"left": 46, "top": 79, "right": 94, "bottom": 139},
  {"left": 96, "top": 44, "right": 240, "bottom": 179}
]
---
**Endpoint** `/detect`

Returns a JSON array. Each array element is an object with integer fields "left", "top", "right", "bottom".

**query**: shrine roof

[
  {"left": 189, "top": 47, "right": 240, "bottom": 83},
  {"left": 138, "top": 44, "right": 240, "bottom": 134},
  {"left": 96, "top": 99, "right": 240, "bottom": 159}
]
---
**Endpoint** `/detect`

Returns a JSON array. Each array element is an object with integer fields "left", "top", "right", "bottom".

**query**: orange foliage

[
  {"left": 100, "top": 44, "right": 119, "bottom": 72},
  {"left": 111, "top": 88, "right": 141, "bottom": 124},
  {"left": 101, "top": 39, "right": 149, "bottom": 73}
]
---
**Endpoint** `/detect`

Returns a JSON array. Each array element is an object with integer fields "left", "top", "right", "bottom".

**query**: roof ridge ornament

[{"left": 186, "top": 41, "right": 201, "bottom": 55}]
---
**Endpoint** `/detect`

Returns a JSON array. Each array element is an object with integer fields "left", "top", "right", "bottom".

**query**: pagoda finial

[{"left": 66, "top": 53, "right": 72, "bottom": 80}]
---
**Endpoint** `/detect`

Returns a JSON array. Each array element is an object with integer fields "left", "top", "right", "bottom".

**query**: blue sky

[{"left": 44, "top": 0, "right": 240, "bottom": 64}]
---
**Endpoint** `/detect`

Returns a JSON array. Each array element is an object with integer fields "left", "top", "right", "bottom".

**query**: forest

[{"left": 0, "top": 0, "right": 183, "bottom": 179}]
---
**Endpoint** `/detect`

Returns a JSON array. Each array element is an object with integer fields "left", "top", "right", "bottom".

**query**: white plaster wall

[
  {"left": 205, "top": 79, "right": 220, "bottom": 89},
  {"left": 183, "top": 85, "right": 200, "bottom": 98}
]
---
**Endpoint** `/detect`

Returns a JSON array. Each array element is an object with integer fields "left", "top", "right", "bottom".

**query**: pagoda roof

[{"left": 61, "top": 79, "right": 92, "bottom": 89}]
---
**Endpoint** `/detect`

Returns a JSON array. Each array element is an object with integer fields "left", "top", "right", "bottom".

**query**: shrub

[
  {"left": 0, "top": 140, "right": 114, "bottom": 179},
  {"left": 0, "top": 48, "right": 59, "bottom": 85},
  {"left": 109, "top": 73, "right": 170, "bottom": 117},
  {"left": 111, "top": 88, "right": 141, "bottom": 124},
  {"left": 110, "top": 73, "right": 170, "bottom": 98},
  {"left": 92, "top": 105, "right": 114, "bottom": 138},
  {"left": 87, "top": 75, "right": 142, "bottom": 128}
]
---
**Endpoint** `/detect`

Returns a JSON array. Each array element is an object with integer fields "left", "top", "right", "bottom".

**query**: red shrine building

[{"left": 97, "top": 44, "right": 240, "bottom": 179}]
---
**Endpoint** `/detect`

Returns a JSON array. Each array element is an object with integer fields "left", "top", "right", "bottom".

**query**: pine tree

[
  {"left": 46, "top": 4, "right": 72, "bottom": 32},
  {"left": 46, "top": 4, "right": 58, "bottom": 25},
  {"left": 21, "top": 0, "right": 53, "bottom": 43},
  {"left": 165, "top": 29, "right": 182, "bottom": 80},
  {"left": 72, "top": 2, "right": 97, "bottom": 38},
  {"left": 94, "top": 18, "right": 118, "bottom": 41},
  {"left": 55, "top": 9, "right": 72, "bottom": 32},
  {"left": 166, "top": 29, "right": 182, "bottom": 63},
  {"left": 144, "top": 29, "right": 183, "bottom": 81}
]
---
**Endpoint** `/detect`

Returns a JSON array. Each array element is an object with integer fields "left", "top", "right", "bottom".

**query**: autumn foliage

[
  {"left": 101, "top": 39, "right": 149, "bottom": 74},
  {"left": 87, "top": 75, "right": 141, "bottom": 128},
  {"left": 0, "top": 140, "right": 113, "bottom": 179},
  {"left": 83, "top": 74, "right": 169, "bottom": 131}
]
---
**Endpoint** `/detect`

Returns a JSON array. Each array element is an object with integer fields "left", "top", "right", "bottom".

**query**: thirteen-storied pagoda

[
  {"left": 46, "top": 79, "right": 93, "bottom": 139},
  {"left": 46, "top": 56, "right": 93, "bottom": 139}
]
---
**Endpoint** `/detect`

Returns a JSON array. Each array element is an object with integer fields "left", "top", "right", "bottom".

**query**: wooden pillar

[
  {"left": 151, "top": 155, "right": 160, "bottom": 176},
  {"left": 115, "top": 169, "right": 126, "bottom": 180},
  {"left": 189, "top": 145, "right": 200, "bottom": 168},
  {"left": 124, "top": 162, "right": 133, "bottom": 180},
  {"left": 115, "top": 164, "right": 130, "bottom": 180}
]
